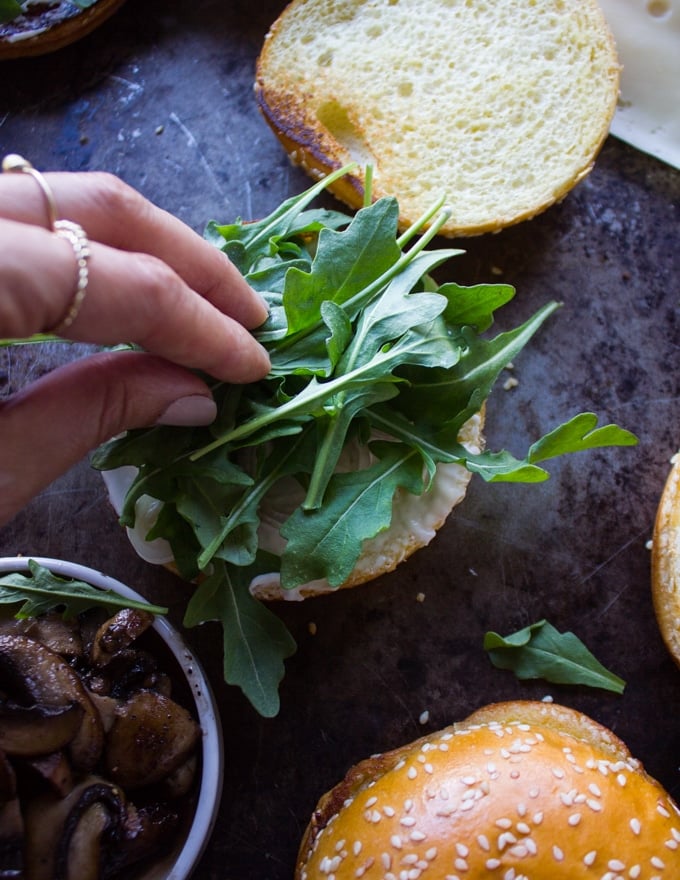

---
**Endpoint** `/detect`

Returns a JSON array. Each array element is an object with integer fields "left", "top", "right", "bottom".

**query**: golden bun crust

[
  {"left": 0, "top": 0, "right": 126, "bottom": 60},
  {"left": 255, "top": 0, "right": 620, "bottom": 238},
  {"left": 296, "top": 700, "right": 680, "bottom": 879},
  {"left": 651, "top": 451, "right": 680, "bottom": 668}
]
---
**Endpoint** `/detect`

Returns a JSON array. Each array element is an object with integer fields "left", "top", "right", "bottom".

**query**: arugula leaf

[
  {"left": 183, "top": 560, "right": 296, "bottom": 717},
  {"left": 89, "top": 167, "right": 637, "bottom": 715},
  {"left": 483, "top": 619, "right": 625, "bottom": 694},
  {"left": 0, "top": 0, "right": 23, "bottom": 24},
  {"left": 0, "top": 560, "right": 167, "bottom": 619}
]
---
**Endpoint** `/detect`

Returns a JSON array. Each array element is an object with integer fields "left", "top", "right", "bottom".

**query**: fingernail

[{"left": 156, "top": 395, "right": 217, "bottom": 426}]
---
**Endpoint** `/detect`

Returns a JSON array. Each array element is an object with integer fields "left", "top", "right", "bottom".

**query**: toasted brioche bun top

[
  {"left": 296, "top": 700, "right": 680, "bottom": 879},
  {"left": 255, "top": 0, "right": 620, "bottom": 238},
  {"left": 0, "top": 0, "right": 125, "bottom": 60},
  {"left": 652, "top": 451, "right": 680, "bottom": 668}
]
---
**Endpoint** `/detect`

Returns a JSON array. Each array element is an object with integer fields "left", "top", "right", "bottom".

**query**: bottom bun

[
  {"left": 296, "top": 700, "right": 680, "bottom": 879},
  {"left": 651, "top": 451, "right": 680, "bottom": 668}
]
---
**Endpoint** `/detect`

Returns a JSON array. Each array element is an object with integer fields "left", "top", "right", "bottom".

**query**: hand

[{"left": 0, "top": 168, "right": 271, "bottom": 525}]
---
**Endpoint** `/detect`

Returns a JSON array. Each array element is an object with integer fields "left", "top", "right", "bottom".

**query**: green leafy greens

[
  {"left": 92, "top": 167, "right": 636, "bottom": 716},
  {"left": 484, "top": 619, "right": 626, "bottom": 694},
  {"left": 0, "top": 0, "right": 98, "bottom": 25},
  {"left": 0, "top": 559, "right": 167, "bottom": 619}
]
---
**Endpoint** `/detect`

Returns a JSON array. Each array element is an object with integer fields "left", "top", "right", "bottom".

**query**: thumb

[{"left": 0, "top": 350, "right": 218, "bottom": 526}]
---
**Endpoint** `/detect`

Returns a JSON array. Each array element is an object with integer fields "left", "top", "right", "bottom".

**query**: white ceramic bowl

[{"left": 0, "top": 555, "right": 223, "bottom": 880}]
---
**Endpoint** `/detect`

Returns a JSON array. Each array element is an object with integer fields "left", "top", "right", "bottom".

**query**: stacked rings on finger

[{"left": 1, "top": 153, "right": 91, "bottom": 334}]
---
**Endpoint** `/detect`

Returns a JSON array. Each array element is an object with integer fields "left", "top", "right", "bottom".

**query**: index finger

[{"left": 0, "top": 169, "right": 268, "bottom": 330}]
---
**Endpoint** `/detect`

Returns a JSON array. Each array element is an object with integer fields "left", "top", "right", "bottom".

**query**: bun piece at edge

[
  {"left": 0, "top": 0, "right": 126, "bottom": 60},
  {"left": 652, "top": 451, "right": 680, "bottom": 668},
  {"left": 296, "top": 700, "right": 680, "bottom": 879},
  {"left": 255, "top": 0, "right": 620, "bottom": 238}
]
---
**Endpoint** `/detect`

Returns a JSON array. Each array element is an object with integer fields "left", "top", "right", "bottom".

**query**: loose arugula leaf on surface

[
  {"left": 90, "top": 167, "right": 637, "bottom": 715},
  {"left": 0, "top": 560, "right": 167, "bottom": 619},
  {"left": 484, "top": 619, "right": 625, "bottom": 694}
]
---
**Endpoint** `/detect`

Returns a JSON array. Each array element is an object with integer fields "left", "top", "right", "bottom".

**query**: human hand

[{"left": 0, "top": 164, "right": 271, "bottom": 525}]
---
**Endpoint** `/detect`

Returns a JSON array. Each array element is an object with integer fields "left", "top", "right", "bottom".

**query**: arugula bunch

[{"left": 92, "top": 167, "right": 636, "bottom": 716}]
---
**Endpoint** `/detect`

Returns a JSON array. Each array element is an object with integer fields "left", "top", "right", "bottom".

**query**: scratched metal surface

[{"left": 2, "top": 1, "right": 680, "bottom": 877}]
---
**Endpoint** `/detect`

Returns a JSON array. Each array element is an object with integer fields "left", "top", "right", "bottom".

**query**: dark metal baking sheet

[{"left": 2, "top": 1, "right": 680, "bottom": 877}]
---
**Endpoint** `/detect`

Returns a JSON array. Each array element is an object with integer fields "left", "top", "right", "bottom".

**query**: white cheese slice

[{"left": 599, "top": 0, "right": 680, "bottom": 169}]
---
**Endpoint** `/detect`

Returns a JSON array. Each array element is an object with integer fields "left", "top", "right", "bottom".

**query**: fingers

[
  {"left": 0, "top": 350, "right": 218, "bottom": 527},
  {"left": 0, "top": 170, "right": 269, "bottom": 330},
  {"left": 0, "top": 218, "right": 270, "bottom": 383}
]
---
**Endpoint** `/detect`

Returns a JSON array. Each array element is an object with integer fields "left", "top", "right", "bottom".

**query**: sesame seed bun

[
  {"left": 651, "top": 451, "right": 680, "bottom": 668},
  {"left": 0, "top": 0, "right": 126, "bottom": 60},
  {"left": 296, "top": 700, "right": 680, "bottom": 879}
]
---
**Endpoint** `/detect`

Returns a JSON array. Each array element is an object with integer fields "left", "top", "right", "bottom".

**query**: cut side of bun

[
  {"left": 255, "top": 0, "right": 620, "bottom": 238},
  {"left": 0, "top": 0, "right": 126, "bottom": 60},
  {"left": 652, "top": 450, "right": 680, "bottom": 667},
  {"left": 297, "top": 700, "right": 680, "bottom": 879}
]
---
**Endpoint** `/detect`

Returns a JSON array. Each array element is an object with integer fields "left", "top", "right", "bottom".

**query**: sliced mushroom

[
  {"left": 90, "top": 609, "right": 155, "bottom": 668},
  {"left": 0, "top": 635, "right": 103, "bottom": 771},
  {"left": 23, "top": 777, "right": 126, "bottom": 880},
  {"left": 0, "top": 701, "right": 84, "bottom": 757},
  {"left": 0, "top": 749, "right": 16, "bottom": 802},
  {"left": 20, "top": 613, "right": 83, "bottom": 658},
  {"left": 104, "top": 690, "right": 200, "bottom": 789},
  {"left": 26, "top": 751, "right": 74, "bottom": 798},
  {"left": 0, "top": 797, "right": 23, "bottom": 878},
  {"left": 161, "top": 753, "right": 199, "bottom": 800}
]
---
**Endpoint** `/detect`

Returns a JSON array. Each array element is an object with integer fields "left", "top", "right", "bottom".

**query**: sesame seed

[
  {"left": 381, "top": 853, "right": 391, "bottom": 869},
  {"left": 486, "top": 859, "right": 502, "bottom": 869},
  {"left": 528, "top": 788, "right": 540, "bottom": 799},
  {"left": 462, "top": 776, "right": 477, "bottom": 785},
  {"left": 552, "top": 767, "right": 565, "bottom": 779},
  {"left": 608, "top": 859, "right": 626, "bottom": 871},
  {"left": 617, "top": 773, "right": 627, "bottom": 787},
  {"left": 504, "top": 871, "right": 516, "bottom": 880},
  {"left": 528, "top": 815, "right": 541, "bottom": 829},
  {"left": 672, "top": 828, "right": 680, "bottom": 842},
  {"left": 524, "top": 838, "right": 537, "bottom": 855},
  {"left": 477, "top": 835, "right": 490, "bottom": 851},
  {"left": 568, "top": 813, "right": 581, "bottom": 826},
  {"left": 460, "top": 800, "right": 475, "bottom": 812},
  {"left": 630, "top": 818, "right": 641, "bottom": 835},
  {"left": 658, "top": 805, "right": 671, "bottom": 819},
  {"left": 583, "top": 850, "right": 597, "bottom": 866},
  {"left": 384, "top": 807, "right": 396, "bottom": 817},
  {"left": 391, "top": 836, "right": 403, "bottom": 850},
  {"left": 587, "top": 798, "right": 603, "bottom": 812},
  {"left": 588, "top": 782, "right": 602, "bottom": 798},
  {"left": 667, "top": 838, "right": 679, "bottom": 850},
  {"left": 410, "top": 831, "right": 427, "bottom": 842},
  {"left": 629, "top": 867, "right": 641, "bottom": 879},
  {"left": 353, "top": 842, "right": 362, "bottom": 856},
  {"left": 407, "top": 767, "right": 417, "bottom": 780},
  {"left": 509, "top": 844, "right": 528, "bottom": 858},
  {"left": 400, "top": 817, "right": 416, "bottom": 828},
  {"left": 651, "top": 856, "right": 665, "bottom": 869},
  {"left": 424, "top": 763, "right": 434, "bottom": 775},
  {"left": 402, "top": 854, "right": 419, "bottom": 865},
  {"left": 455, "top": 844, "right": 469, "bottom": 858},
  {"left": 335, "top": 840, "right": 346, "bottom": 852},
  {"left": 495, "top": 818, "right": 512, "bottom": 829},
  {"left": 552, "top": 846, "right": 564, "bottom": 862},
  {"left": 516, "top": 803, "right": 527, "bottom": 817},
  {"left": 498, "top": 832, "right": 517, "bottom": 850},
  {"left": 454, "top": 858, "right": 468, "bottom": 871},
  {"left": 405, "top": 800, "right": 414, "bottom": 812},
  {"left": 366, "top": 797, "right": 378, "bottom": 808},
  {"left": 439, "top": 743, "right": 449, "bottom": 752},
  {"left": 425, "top": 848, "right": 437, "bottom": 860}
]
